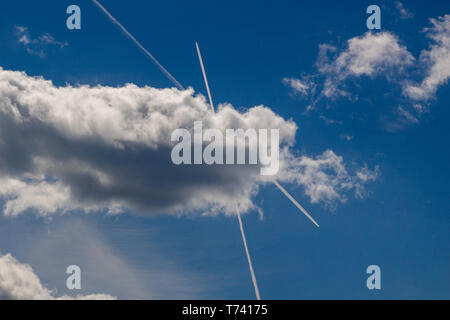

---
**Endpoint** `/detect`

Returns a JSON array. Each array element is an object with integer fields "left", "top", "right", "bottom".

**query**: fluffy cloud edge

[{"left": 0, "top": 253, "right": 116, "bottom": 300}]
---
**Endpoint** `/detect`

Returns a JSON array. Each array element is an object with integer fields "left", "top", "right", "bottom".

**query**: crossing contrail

[
  {"left": 91, "top": 0, "right": 184, "bottom": 90},
  {"left": 195, "top": 43, "right": 319, "bottom": 228},
  {"left": 93, "top": 3, "right": 319, "bottom": 293},
  {"left": 196, "top": 42, "right": 261, "bottom": 299},
  {"left": 236, "top": 203, "right": 261, "bottom": 300},
  {"left": 93, "top": 1, "right": 319, "bottom": 228},
  {"left": 195, "top": 42, "right": 320, "bottom": 299}
]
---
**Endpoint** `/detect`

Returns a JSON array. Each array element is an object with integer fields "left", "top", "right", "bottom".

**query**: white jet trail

[
  {"left": 196, "top": 43, "right": 319, "bottom": 228},
  {"left": 91, "top": 0, "right": 184, "bottom": 90},
  {"left": 273, "top": 180, "right": 319, "bottom": 227},
  {"left": 195, "top": 42, "right": 319, "bottom": 299},
  {"left": 196, "top": 42, "right": 261, "bottom": 299},
  {"left": 195, "top": 42, "right": 215, "bottom": 112},
  {"left": 195, "top": 43, "right": 319, "bottom": 228},
  {"left": 236, "top": 203, "right": 261, "bottom": 300},
  {"left": 92, "top": 0, "right": 318, "bottom": 299}
]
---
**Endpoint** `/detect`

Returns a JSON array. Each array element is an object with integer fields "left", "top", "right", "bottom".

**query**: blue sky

[{"left": 0, "top": 0, "right": 449, "bottom": 299}]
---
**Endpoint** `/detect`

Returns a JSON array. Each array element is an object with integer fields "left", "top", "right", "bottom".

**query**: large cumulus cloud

[{"left": 0, "top": 67, "right": 376, "bottom": 217}]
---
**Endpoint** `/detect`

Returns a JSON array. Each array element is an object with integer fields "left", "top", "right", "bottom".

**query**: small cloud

[
  {"left": 286, "top": 31, "right": 415, "bottom": 113},
  {"left": 278, "top": 149, "right": 378, "bottom": 206},
  {"left": 282, "top": 77, "right": 315, "bottom": 97},
  {"left": 402, "top": 15, "right": 450, "bottom": 101},
  {"left": 340, "top": 134, "right": 353, "bottom": 141},
  {"left": 15, "top": 26, "right": 31, "bottom": 45},
  {"left": 395, "top": 1, "right": 414, "bottom": 20},
  {"left": 396, "top": 105, "right": 419, "bottom": 124},
  {"left": 14, "top": 26, "right": 27, "bottom": 34},
  {"left": 38, "top": 33, "right": 68, "bottom": 48},
  {"left": 14, "top": 25, "right": 68, "bottom": 58},
  {"left": 383, "top": 105, "right": 419, "bottom": 132},
  {"left": 320, "top": 115, "right": 343, "bottom": 126},
  {"left": 354, "top": 165, "right": 379, "bottom": 198}
]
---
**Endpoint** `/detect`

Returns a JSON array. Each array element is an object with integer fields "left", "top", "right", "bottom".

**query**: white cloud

[
  {"left": 278, "top": 149, "right": 379, "bottom": 205},
  {"left": 282, "top": 77, "right": 315, "bottom": 97},
  {"left": 396, "top": 105, "right": 419, "bottom": 124},
  {"left": 0, "top": 67, "right": 377, "bottom": 218},
  {"left": 383, "top": 105, "right": 420, "bottom": 132},
  {"left": 334, "top": 32, "right": 413, "bottom": 76},
  {"left": 318, "top": 32, "right": 414, "bottom": 98},
  {"left": 286, "top": 32, "right": 414, "bottom": 102},
  {"left": 403, "top": 15, "right": 450, "bottom": 101},
  {"left": 395, "top": 1, "right": 414, "bottom": 20},
  {"left": 0, "top": 178, "right": 119, "bottom": 217},
  {"left": 0, "top": 253, "right": 115, "bottom": 300},
  {"left": 286, "top": 16, "right": 450, "bottom": 127},
  {"left": 340, "top": 134, "right": 353, "bottom": 141},
  {"left": 14, "top": 26, "right": 67, "bottom": 58}
]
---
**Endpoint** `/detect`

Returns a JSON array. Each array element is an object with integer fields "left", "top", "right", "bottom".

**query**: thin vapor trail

[
  {"left": 91, "top": 0, "right": 184, "bottom": 90},
  {"left": 196, "top": 43, "right": 318, "bottom": 228},
  {"left": 195, "top": 43, "right": 318, "bottom": 229},
  {"left": 94, "top": 0, "right": 261, "bottom": 296},
  {"left": 196, "top": 42, "right": 261, "bottom": 299},
  {"left": 195, "top": 42, "right": 215, "bottom": 112},
  {"left": 273, "top": 180, "right": 319, "bottom": 227},
  {"left": 236, "top": 203, "right": 261, "bottom": 300}
]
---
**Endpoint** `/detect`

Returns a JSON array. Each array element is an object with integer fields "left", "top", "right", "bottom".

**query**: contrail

[
  {"left": 195, "top": 42, "right": 215, "bottom": 112},
  {"left": 91, "top": 0, "right": 184, "bottom": 90},
  {"left": 196, "top": 42, "right": 261, "bottom": 299},
  {"left": 236, "top": 203, "right": 261, "bottom": 300},
  {"left": 195, "top": 43, "right": 318, "bottom": 228},
  {"left": 195, "top": 42, "right": 319, "bottom": 299},
  {"left": 273, "top": 180, "right": 319, "bottom": 227},
  {"left": 93, "top": 1, "right": 317, "bottom": 299}
]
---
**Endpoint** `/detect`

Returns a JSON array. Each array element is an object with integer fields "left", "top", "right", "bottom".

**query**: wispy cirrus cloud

[
  {"left": 383, "top": 105, "right": 420, "bottom": 132},
  {"left": 395, "top": 1, "right": 414, "bottom": 20},
  {"left": 14, "top": 26, "right": 67, "bottom": 58}
]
